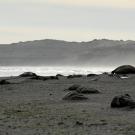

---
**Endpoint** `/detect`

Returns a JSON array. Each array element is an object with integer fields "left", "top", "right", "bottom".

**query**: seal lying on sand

[
  {"left": 111, "top": 94, "right": 135, "bottom": 108},
  {"left": 63, "top": 91, "right": 88, "bottom": 100},
  {"left": 112, "top": 65, "right": 135, "bottom": 74},
  {"left": 19, "top": 72, "right": 37, "bottom": 77},
  {"left": 65, "top": 84, "right": 100, "bottom": 94},
  {"left": 0, "top": 80, "right": 10, "bottom": 85}
]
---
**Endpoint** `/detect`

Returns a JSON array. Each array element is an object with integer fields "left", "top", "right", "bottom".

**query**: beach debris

[
  {"left": 112, "top": 65, "right": 135, "bottom": 74},
  {"left": 63, "top": 91, "right": 88, "bottom": 100},
  {"left": 120, "top": 75, "right": 128, "bottom": 79},
  {"left": 19, "top": 72, "right": 37, "bottom": 77},
  {"left": 0, "top": 79, "right": 11, "bottom": 85},
  {"left": 111, "top": 94, "right": 135, "bottom": 108}
]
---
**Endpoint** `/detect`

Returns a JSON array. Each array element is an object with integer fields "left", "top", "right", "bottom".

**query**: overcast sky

[{"left": 0, "top": 0, "right": 135, "bottom": 43}]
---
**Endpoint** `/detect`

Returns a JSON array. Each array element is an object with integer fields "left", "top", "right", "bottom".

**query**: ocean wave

[{"left": 0, "top": 66, "right": 113, "bottom": 77}]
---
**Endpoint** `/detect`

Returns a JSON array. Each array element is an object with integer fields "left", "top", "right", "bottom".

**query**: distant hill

[{"left": 0, "top": 39, "right": 135, "bottom": 67}]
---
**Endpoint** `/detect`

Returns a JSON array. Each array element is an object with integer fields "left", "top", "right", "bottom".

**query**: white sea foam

[{"left": 0, "top": 66, "right": 113, "bottom": 77}]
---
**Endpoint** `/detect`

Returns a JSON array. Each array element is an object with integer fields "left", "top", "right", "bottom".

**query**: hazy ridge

[{"left": 0, "top": 39, "right": 135, "bottom": 67}]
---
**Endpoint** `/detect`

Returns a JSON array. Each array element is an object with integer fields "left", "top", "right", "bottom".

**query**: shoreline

[{"left": 0, "top": 66, "right": 113, "bottom": 77}]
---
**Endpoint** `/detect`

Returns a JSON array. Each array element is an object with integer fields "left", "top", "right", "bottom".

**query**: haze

[{"left": 0, "top": 0, "right": 135, "bottom": 43}]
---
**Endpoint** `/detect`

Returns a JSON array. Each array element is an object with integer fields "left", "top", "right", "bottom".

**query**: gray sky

[{"left": 0, "top": 0, "right": 135, "bottom": 43}]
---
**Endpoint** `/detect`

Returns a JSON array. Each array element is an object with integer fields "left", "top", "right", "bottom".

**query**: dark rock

[
  {"left": 75, "top": 121, "right": 83, "bottom": 126},
  {"left": 111, "top": 94, "right": 135, "bottom": 108},
  {"left": 19, "top": 72, "right": 37, "bottom": 77},
  {"left": 112, "top": 65, "right": 135, "bottom": 74},
  {"left": 63, "top": 91, "right": 88, "bottom": 100},
  {"left": 0, "top": 80, "right": 10, "bottom": 85}
]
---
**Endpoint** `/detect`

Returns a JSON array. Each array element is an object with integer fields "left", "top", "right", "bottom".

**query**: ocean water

[{"left": 0, "top": 66, "right": 113, "bottom": 77}]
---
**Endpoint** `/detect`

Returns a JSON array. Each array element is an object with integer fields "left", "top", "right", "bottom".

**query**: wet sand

[{"left": 0, "top": 74, "right": 135, "bottom": 135}]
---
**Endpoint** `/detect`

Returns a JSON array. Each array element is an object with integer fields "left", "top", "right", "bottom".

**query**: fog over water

[{"left": 0, "top": 66, "right": 114, "bottom": 77}]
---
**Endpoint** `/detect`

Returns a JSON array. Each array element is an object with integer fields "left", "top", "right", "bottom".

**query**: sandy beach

[
  {"left": 0, "top": 73, "right": 135, "bottom": 135},
  {"left": 1, "top": 0, "right": 135, "bottom": 134}
]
